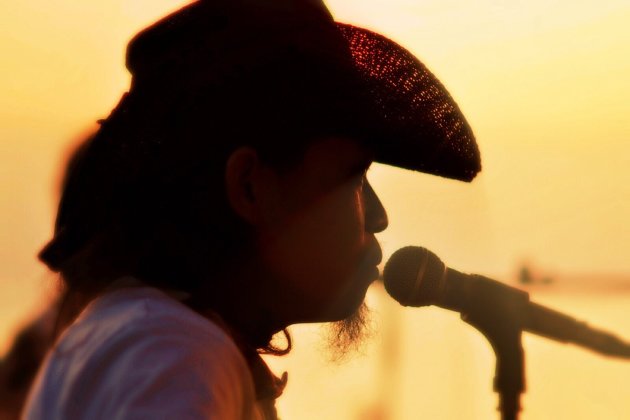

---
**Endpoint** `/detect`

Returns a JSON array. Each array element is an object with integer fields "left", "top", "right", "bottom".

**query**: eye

[
  {"left": 352, "top": 171, "right": 367, "bottom": 190},
  {"left": 345, "top": 161, "right": 371, "bottom": 190}
]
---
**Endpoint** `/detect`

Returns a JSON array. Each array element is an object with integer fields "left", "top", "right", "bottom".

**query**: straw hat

[{"left": 124, "top": 0, "right": 481, "bottom": 181}]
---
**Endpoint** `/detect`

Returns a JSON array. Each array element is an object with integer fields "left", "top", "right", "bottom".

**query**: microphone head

[{"left": 383, "top": 246, "right": 446, "bottom": 307}]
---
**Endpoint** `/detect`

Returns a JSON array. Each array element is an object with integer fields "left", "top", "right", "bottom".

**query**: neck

[{"left": 188, "top": 259, "right": 288, "bottom": 351}]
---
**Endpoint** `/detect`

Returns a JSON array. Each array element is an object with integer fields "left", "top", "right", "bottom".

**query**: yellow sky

[
  {"left": 329, "top": 0, "right": 630, "bottom": 276},
  {"left": 1, "top": 0, "right": 629, "bottom": 336},
  {"left": 0, "top": 0, "right": 626, "bottom": 289},
  {"left": 2, "top": 0, "right": 628, "bottom": 280}
]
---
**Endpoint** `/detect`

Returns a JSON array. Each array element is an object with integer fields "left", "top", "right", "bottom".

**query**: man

[{"left": 22, "top": 0, "right": 480, "bottom": 418}]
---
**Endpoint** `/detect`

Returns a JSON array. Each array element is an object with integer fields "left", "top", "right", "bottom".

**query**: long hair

[{"left": 38, "top": 98, "right": 273, "bottom": 348}]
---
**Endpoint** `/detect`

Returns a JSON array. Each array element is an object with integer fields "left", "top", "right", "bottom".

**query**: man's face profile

[{"left": 226, "top": 137, "right": 387, "bottom": 332}]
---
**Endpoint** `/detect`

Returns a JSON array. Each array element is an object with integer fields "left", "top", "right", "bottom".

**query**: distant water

[
  {"left": 267, "top": 283, "right": 630, "bottom": 420},
  {"left": 514, "top": 272, "right": 630, "bottom": 294}
]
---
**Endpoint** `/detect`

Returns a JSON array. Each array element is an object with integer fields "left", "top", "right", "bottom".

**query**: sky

[
  {"left": 0, "top": 0, "right": 629, "bottom": 417},
  {"left": 1, "top": 0, "right": 629, "bottom": 282},
  {"left": 329, "top": 0, "right": 630, "bottom": 277}
]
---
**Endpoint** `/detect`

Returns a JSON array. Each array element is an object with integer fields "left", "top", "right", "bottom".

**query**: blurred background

[{"left": 1, "top": 0, "right": 629, "bottom": 418}]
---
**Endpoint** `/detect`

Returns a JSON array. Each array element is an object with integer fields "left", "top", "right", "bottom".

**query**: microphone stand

[
  {"left": 453, "top": 275, "right": 630, "bottom": 420},
  {"left": 458, "top": 275, "right": 530, "bottom": 420}
]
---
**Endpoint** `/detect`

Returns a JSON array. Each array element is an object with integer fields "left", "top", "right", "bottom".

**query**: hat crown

[{"left": 126, "top": 0, "right": 349, "bottom": 91}]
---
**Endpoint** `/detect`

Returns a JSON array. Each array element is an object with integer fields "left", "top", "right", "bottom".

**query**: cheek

[
  {"left": 260, "top": 186, "right": 366, "bottom": 297},
  {"left": 305, "top": 185, "right": 364, "bottom": 261}
]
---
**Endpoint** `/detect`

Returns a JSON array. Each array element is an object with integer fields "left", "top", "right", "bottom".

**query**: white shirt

[{"left": 23, "top": 287, "right": 267, "bottom": 420}]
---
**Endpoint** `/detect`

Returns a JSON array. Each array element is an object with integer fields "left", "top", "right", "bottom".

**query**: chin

[
  {"left": 291, "top": 266, "right": 378, "bottom": 324},
  {"left": 320, "top": 285, "right": 371, "bottom": 322},
  {"left": 332, "top": 267, "right": 379, "bottom": 318}
]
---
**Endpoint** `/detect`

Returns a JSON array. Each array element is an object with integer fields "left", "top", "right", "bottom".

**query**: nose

[{"left": 364, "top": 180, "right": 388, "bottom": 233}]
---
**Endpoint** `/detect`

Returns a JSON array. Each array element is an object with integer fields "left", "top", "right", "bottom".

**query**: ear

[{"left": 224, "top": 147, "right": 264, "bottom": 224}]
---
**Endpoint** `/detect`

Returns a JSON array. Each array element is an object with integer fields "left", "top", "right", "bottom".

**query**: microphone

[{"left": 383, "top": 246, "right": 630, "bottom": 359}]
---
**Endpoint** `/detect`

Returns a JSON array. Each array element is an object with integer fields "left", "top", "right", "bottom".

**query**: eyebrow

[{"left": 347, "top": 156, "right": 373, "bottom": 177}]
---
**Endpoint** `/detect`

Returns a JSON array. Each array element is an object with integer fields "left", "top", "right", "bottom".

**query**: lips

[
  {"left": 360, "top": 244, "right": 382, "bottom": 281},
  {"left": 369, "top": 265, "right": 380, "bottom": 281},
  {"left": 367, "top": 244, "right": 383, "bottom": 267}
]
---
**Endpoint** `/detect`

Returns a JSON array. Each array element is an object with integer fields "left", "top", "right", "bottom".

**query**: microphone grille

[{"left": 383, "top": 246, "right": 446, "bottom": 306}]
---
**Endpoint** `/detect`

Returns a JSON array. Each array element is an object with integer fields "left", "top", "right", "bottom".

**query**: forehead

[
  {"left": 299, "top": 137, "right": 373, "bottom": 179},
  {"left": 267, "top": 137, "right": 373, "bottom": 212},
  {"left": 273, "top": 137, "right": 373, "bottom": 197}
]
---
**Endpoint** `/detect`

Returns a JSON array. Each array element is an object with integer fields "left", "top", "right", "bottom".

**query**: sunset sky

[{"left": 1, "top": 0, "right": 629, "bottom": 418}]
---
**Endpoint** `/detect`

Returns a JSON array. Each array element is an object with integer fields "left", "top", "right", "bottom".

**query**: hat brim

[{"left": 338, "top": 23, "right": 481, "bottom": 182}]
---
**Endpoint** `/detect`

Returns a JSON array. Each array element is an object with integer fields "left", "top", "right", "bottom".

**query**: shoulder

[
  {"left": 56, "top": 287, "right": 243, "bottom": 369},
  {"left": 25, "top": 287, "right": 259, "bottom": 420}
]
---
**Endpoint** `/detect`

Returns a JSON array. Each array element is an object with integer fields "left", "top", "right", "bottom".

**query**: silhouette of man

[{"left": 22, "top": 0, "right": 480, "bottom": 418}]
